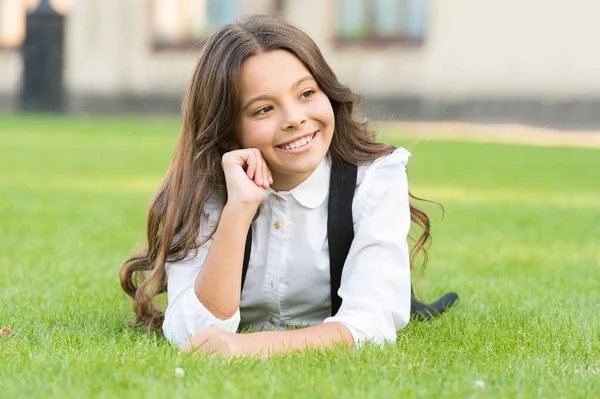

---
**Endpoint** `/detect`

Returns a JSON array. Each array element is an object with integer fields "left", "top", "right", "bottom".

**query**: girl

[{"left": 120, "top": 15, "right": 455, "bottom": 358}]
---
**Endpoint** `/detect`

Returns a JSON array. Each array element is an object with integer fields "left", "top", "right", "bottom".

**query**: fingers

[
  {"left": 254, "top": 150, "right": 264, "bottom": 187},
  {"left": 245, "top": 151, "right": 257, "bottom": 180},
  {"left": 179, "top": 328, "right": 236, "bottom": 358},
  {"left": 180, "top": 333, "right": 209, "bottom": 353},
  {"left": 262, "top": 166, "right": 269, "bottom": 189},
  {"left": 225, "top": 148, "right": 273, "bottom": 189},
  {"left": 264, "top": 163, "right": 273, "bottom": 188},
  {"left": 179, "top": 338, "right": 208, "bottom": 352},
  {"left": 261, "top": 162, "right": 273, "bottom": 189},
  {"left": 247, "top": 149, "right": 271, "bottom": 189}
]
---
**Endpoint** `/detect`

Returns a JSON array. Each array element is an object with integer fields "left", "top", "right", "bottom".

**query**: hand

[
  {"left": 221, "top": 149, "right": 273, "bottom": 209},
  {"left": 180, "top": 328, "right": 248, "bottom": 358}
]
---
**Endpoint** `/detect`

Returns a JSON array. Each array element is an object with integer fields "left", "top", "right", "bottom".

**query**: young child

[{"left": 120, "top": 15, "right": 455, "bottom": 357}]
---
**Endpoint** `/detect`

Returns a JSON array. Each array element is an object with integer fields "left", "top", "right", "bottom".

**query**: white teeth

[{"left": 281, "top": 134, "right": 313, "bottom": 150}]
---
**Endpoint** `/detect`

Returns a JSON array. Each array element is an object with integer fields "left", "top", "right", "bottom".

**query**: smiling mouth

[{"left": 277, "top": 132, "right": 317, "bottom": 150}]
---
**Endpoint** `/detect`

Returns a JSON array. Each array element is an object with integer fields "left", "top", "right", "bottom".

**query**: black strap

[
  {"left": 240, "top": 162, "right": 357, "bottom": 317},
  {"left": 327, "top": 162, "right": 357, "bottom": 315},
  {"left": 241, "top": 226, "right": 252, "bottom": 291}
]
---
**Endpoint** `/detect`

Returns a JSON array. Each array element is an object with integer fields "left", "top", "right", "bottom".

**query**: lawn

[{"left": 1, "top": 114, "right": 598, "bottom": 398}]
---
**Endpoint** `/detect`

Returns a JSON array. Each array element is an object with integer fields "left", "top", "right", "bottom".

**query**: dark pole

[{"left": 19, "top": 0, "right": 65, "bottom": 113}]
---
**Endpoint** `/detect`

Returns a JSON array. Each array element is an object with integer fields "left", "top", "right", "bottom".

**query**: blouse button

[
  {"left": 274, "top": 221, "right": 281, "bottom": 229},
  {"left": 269, "top": 316, "right": 276, "bottom": 325},
  {"left": 274, "top": 194, "right": 283, "bottom": 201}
]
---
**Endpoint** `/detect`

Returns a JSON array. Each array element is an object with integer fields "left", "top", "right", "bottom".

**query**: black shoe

[{"left": 410, "top": 292, "right": 459, "bottom": 321}]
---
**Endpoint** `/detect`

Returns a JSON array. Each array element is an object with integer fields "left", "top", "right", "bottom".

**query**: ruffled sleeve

[
  {"left": 162, "top": 199, "right": 241, "bottom": 345},
  {"left": 324, "top": 148, "right": 412, "bottom": 345}
]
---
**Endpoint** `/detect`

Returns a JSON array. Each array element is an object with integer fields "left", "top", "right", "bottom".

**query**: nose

[{"left": 282, "top": 104, "right": 306, "bottom": 131}]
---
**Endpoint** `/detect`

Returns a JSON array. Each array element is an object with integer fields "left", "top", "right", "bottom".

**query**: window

[
  {"left": 337, "top": 0, "right": 429, "bottom": 44},
  {"left": 0, "top": 0, "right": 72, "bottom": 47},
  {"left": 151, "top": 0, "right": 279, "bottom": 49},
  {"left": 0, "top": 0, "right": 70, "bottom": 47}
]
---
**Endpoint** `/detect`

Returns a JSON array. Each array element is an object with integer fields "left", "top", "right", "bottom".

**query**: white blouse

[{"left": 163, "top": 148, "right": 412, "bottom": 346}]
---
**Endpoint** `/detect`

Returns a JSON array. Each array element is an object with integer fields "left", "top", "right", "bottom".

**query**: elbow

[
  {"left": 354, "top": 328, "right": 397, "bottom": 346},
  {"left": 162, "top": 315, "right": 188, "bottom": 346},
  {"left": 359, "top": 311, "right": 410, "bottom": 345},
  {"left": 396, "top": 311, "right": 410, "bottom": 331},
  {"left": 200, "top": 302, "right": 239, "bottom": 321},
  {"left": 389, "top": 301, "right": 411, "bottom": 336},
  {"left": 340, "top": 320, "right": 399, "bottom": 346},
  {"left": 163, "top": 290, "right": 241, "bottom": 346},
  {"left": 327, "top": 305, "right": 408, "bottom": 346},
  {"left": 194, "top": 289, "right": 239, "bottom": 321},
  {"left": 213, "top": 308, "right": 239, "bottom": 321}
]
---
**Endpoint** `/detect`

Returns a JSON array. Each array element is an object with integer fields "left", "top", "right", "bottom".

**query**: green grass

[{"left": 1, "top": 114, "right": 599, "bottom": 398}]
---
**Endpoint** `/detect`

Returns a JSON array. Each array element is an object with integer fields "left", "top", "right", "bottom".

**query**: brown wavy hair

[{"left": 119, "top": 15, "right": 434, "bottom": 331}]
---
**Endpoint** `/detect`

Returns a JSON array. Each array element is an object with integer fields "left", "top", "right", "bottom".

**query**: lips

[{"left": 277, "top": 131, "right": 318, "bottom": 150}]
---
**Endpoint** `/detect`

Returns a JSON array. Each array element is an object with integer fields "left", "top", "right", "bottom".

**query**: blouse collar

[{"left": 271, "top": 156, "right": 331, "bottom": 209}]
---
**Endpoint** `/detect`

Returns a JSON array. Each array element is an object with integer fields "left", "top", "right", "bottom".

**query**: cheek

[
  {"left": 239, "top": 119, "right": 276, "bottom": 148},
  {"left": 311, "top": 96, "right": 335, "bottom": 125}
]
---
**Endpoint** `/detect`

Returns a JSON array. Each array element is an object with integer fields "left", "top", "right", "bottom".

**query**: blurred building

[{"left": 1, "top": 0, "right": 600, "bottom": 127}]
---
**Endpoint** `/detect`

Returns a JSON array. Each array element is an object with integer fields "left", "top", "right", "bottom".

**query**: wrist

[
  {"left": 222, "top": 202, "right": 258, "bottom": 224},
  {"left": 237, "top": 333, "right": 269, "bottom": 358}
]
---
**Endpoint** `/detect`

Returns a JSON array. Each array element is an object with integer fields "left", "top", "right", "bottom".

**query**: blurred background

[{"left": 1, "top": 0, "right": 600, "bottom": 129}]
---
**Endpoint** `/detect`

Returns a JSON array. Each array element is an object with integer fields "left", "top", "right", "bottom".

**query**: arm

[
  {"left": 194, "top": 148, "right": 271, "bottom": 319},
  {"left": 241, "top": 322, "right": 354, "bottom": 355},
  {"left": 193, "top": 203, "right": 255, "bottom": 319},
  {"left": 162, "top": 227, "right": 243, "bottom": 345},
  {"left": 163, "top": 205, "right": 255, "bottom": 344},
  {"left": 163, "top": 149, "right": 271, "bottom": 344},
  {"left": 180, "top": 322, "right": 353, "bottom": 357}
]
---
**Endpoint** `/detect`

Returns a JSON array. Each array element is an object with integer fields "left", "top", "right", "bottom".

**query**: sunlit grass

[{"left": 1, "top": 114, "right": 599, "bottom": 398}]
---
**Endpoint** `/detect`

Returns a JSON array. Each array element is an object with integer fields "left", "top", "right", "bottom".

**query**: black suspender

[
  {"left": 240, "top": 161, "right": 357, "bottom": 317},
  {"left": 241, "top": 226, "right": 252, "bottom": 294},
  {"left": 326, "top": 162, "right": 358, "bottom": 315}
]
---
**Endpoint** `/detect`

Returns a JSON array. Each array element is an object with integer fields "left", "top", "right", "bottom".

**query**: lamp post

[{"left": 20, "top": 0, "right": 65, "bottom": 113}]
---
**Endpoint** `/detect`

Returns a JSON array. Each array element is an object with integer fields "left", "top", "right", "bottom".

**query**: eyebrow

[{"left": 241, "top": 76, "right": 316, "bottom": 112}]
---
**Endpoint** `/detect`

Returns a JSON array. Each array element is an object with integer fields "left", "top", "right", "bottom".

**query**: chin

[
  {"left": 272, "top": 157, "right": 319, "bottom": 176},
  {"left": 292, "top": 156, "right": 324, "bottom": 171}
]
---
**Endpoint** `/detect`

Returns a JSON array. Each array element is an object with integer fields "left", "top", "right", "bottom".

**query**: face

[{"left": 236, "top": 50, "right": 335, "bottom": 191}]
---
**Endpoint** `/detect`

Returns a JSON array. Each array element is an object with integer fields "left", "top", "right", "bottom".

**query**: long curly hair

[{"left": 119, "top": 15, "right": 434, "bottom": 331}]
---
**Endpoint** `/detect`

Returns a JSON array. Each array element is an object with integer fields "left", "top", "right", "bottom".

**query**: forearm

[
  {"left": 194, "top": 204, "right": 255, "bottom": 320},
  {"left": 240, "top": 322, "right": 354, "bottom": 357}
]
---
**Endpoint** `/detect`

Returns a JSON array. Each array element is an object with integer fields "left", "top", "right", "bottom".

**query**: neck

[{"left": 270, "top": 170, "right": 313, "bottom": 192}]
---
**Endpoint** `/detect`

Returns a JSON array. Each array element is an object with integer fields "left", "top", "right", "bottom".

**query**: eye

[
  {"left": 252, "top": 105, "right": 273, "bottom": 116},
  {"left": 299, "top": 89, "right": 315, "bottom": 99}
]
